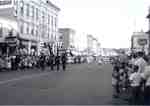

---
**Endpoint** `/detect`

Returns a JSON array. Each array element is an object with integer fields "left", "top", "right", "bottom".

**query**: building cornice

[{"left": 46, "top": 0, "right": 60, "bottom": 11}]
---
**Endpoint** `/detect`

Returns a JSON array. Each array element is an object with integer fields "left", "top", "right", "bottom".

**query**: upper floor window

[
  {"left": 36, "top": 8, "right": 38, "bottom": 20},
  {"left": 0, "top": 28, "right": 2, "bottom": 37},
  {"left": 54, "top": 17, "right": 57, "bottom": 28},
  {"left": 36, "top": 29, "right": 38, "bottom": 37},
  {"left": 31, "top": 28, "right": 34, "bottom": 35},
  {"left": 31, "top": 5, "right": 34, "bottom": 18},
  {"left": 26, "top": 23, "right": 29, "bottom": 34},
  {"left": 51, "top": 16, "right": 53, "bottom": 28},
  {"left": 42, "top": 11, "right": 45, "bottom": 23},
  {"left": 20, "top": 22, "right": 24, "bottom": 34},
  {"left": 26, "top": 3, "right": 29, "bottom": 17},
  {"left": 20, "top": 1, "right": 24, "bottom": 16},
  {"left": 59, "top": 36, "right": 63, "bottom": 40}
]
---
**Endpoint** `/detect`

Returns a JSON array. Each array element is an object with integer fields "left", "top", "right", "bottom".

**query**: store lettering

[{"left": 0, "top": 0, "right": 11, "bottom": 5}]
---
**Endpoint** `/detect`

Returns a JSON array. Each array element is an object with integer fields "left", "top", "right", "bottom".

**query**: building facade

[
  {"left": 0, "top": 0, "right": 60, "bottom": 55},
  {"left": 58, "top": 28, "right": 76, "bottom": 52},
  {"left": 131, "top": 31, "right": 149, "bottom": 55},
  {"left": 87, "top": 34, "right": 101, "bottom": 56},
  {"left": 146, "top": 6, "right": 150, "bottom": 54}
]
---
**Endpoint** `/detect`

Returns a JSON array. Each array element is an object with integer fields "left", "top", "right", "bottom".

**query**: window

[
  {"left": 20, "top": 22, "right": 24, "bottom": 34},
  {"left": 42, "top": 11, "right": 45, "bottom": 23},
  {"left": 36, "top": 29, "right": 38, "bottom": 37},
  {"left": 31, "top": 5, "right": 34, "bottom": 18},
  {"left": 55, "top": 17, "right": 57, "bottom": 28},
  {"left": 59, "top": 36, "right": 63, "bottom": 40},
  {"left": 51, "top": 16, "right": 53, "bottom": 28},
  {"left": 26, "top": 4, "right": 29, "bottom": 17},
  {"left": 34, "top": 27, "right": 37, "bottom": 36},
  {"left": 47, "top": 15, "right": 49, "bottom": 26},
  {"left": 31, "top": 28, "right": 34, "bottom": 35},
  {"left": 26, "top": 23, "right": 29, "bottom": 34},
  {"left": 48, "top": 33, "right": 50, "bottom": 38},
  {"left": 14, "top": 0, "right": 17, "bottom": 5},
  {"left": 20, "top": 1, "right": 24, "bottom": 16},
  {"left": 0, "top": 28, "right": 2, "bottom": 37},
  {"left": 36, "top": 8, "right": 38, "bottom": 20},
  {"left": 14, "top": 0, "right": 18, "bottom": 17}
]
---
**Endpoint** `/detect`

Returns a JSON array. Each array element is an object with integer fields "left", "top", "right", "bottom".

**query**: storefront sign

[
  {"left": 138, "top": 39, "right": 147, "bottom": 46},
  {"left": 0, "top": 0, "right": 12, "bottom": 5}
]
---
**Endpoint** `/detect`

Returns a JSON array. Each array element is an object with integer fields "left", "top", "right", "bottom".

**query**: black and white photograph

[{"left": 0, "top": 0, "right": 150, "bottom": 105}]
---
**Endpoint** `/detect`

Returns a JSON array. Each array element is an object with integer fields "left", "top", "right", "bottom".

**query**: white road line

[{"left": 0, "top": 72, "right": 50, "bottom": 85}]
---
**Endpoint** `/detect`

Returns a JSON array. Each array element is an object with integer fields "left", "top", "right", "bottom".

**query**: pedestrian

[
  {"left": 0, "top": 56, "right": 4, "bottom": 71},
  {"left": 141, "top": 65, "right": 150, "bottom": 105},
  {"left": 129, "top": 65, "right": 142, "bottom": 105},
  {"left": 11, "top": 55, "right": 16, "bottom": 71},
  {"left": 49, "top": 54, "right": 54, "bottom": 71},
  {"left": 119, "top": 64, "right": 125, "bottom": 93},
  {"left": 61, "top": 53, "right": 67, "bottom": 71},
  {"left": 55, "top": 54, "right": 60, "bottom": 71},
  {"left": 15, "top": 54, "right": 21, "bottom": 70},
  {"left": 134, "top": 52, "right": 147, "bottom": 73},
  {"left": 124, "top": 63, "right": 130, "bottom": 92},
  {"left": 112, "top": 62, "right": 121, "bottom": 98},
  {"left": 6, "top": 56, "right": 11, "bottom": 71},
  {"left": 40, "top": 53, "right": 46, "bottom": 70}
]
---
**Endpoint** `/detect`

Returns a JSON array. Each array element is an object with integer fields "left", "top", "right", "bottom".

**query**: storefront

[{"left": 5, "top": 36, "right": 19, "bottom": 55}]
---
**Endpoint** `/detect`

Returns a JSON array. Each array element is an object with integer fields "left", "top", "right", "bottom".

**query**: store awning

[{"left": 5, "top": 36, "right": 19, "bottom": 45}]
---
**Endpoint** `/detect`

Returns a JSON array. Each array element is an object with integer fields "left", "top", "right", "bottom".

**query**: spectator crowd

[{"left": 112, "top": 51, "right": 150, "bottom": 105}]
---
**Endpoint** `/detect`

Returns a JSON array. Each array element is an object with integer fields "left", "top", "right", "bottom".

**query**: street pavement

[{"left": 0, "top": 63, "right": 129, "bottom": 105}]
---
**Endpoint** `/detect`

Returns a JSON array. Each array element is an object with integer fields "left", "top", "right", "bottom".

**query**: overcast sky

[{"left": 53, "top": 0, "right": 150, "bottom": 49}]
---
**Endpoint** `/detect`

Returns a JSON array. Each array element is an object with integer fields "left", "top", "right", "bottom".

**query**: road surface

[{"left": 0, "top": 63, "right": 129, "bottom": 105}]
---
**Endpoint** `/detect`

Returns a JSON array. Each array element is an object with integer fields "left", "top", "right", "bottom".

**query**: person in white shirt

[
  {"left": 129, "top": 65, "right": 142, "bottom": 105},
  {"left": 134, "top": 52, "right": 147, "bottom": 73},
  {"left": 141, "top": 66, "right": 150, "bottom": 105}
]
